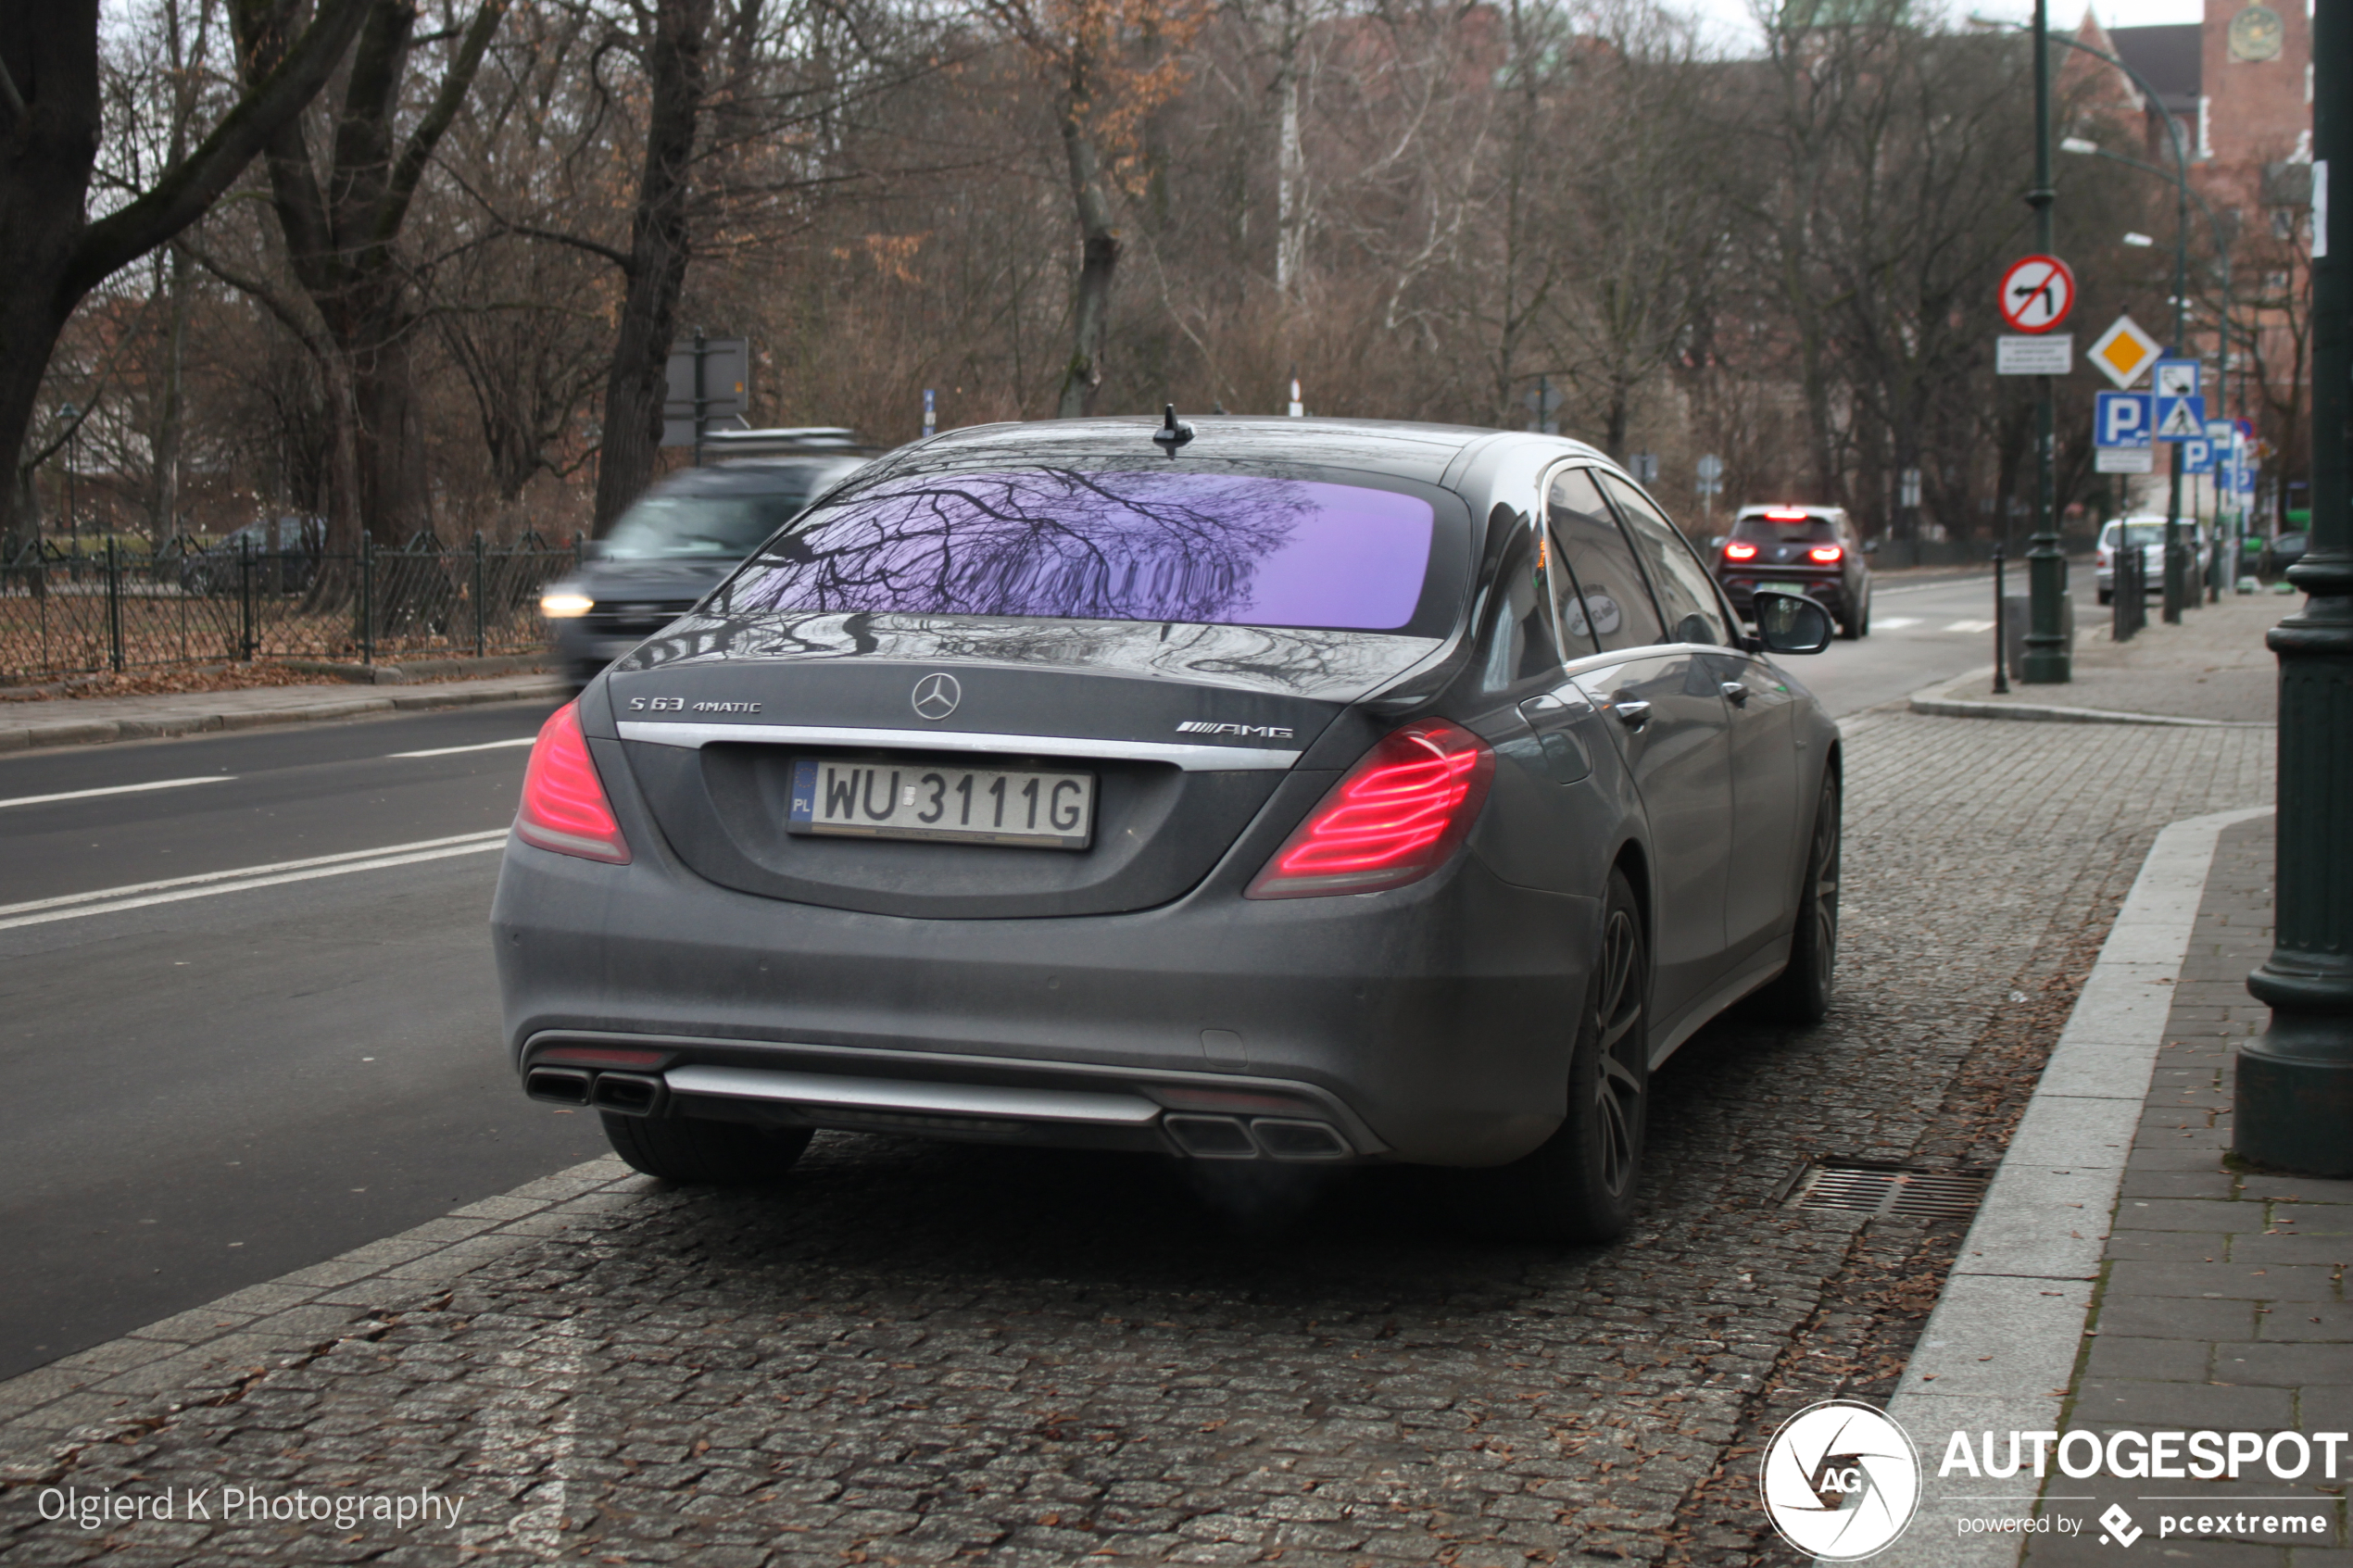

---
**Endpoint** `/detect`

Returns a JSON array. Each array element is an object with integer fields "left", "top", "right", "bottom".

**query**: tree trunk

[
  {"left": 1272, "top": 0, "right": 1304, "bottom": 306},
  {"left": 593, "top": 0, "right": 711, "bottom": 533},
  {"left": 1055, "top": 45, "right": 1120, "bottom": 420},
  {"left": 0, "top": 0, "right": 369, "bottom": 545}
]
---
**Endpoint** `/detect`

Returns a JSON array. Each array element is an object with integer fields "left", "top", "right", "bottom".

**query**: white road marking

[
  {"left": 0, "top": 829, "right": 510, "bottom": 933},
  {"left": 389, "top": 736, "right": 537, "bottom": 759},
  {"left": 1872, "top": 617, "right": 1923, "bottom": 631},
  {"left": 0, "top": 775, "right": 233, "bottom": 810},
  {"left": 1944, "top": 620, "right": 1997, "bottom": 633}
]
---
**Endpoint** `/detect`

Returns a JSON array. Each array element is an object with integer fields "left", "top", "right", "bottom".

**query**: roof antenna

[{"left": 1151, "top": 404, "right": 1194, "bottom": 456}]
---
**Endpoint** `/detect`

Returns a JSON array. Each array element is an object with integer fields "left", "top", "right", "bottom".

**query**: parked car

[
  {"left": 538, "top": 431, "right": 869, "bottom": 689},
  {"left": 1709, "top": 505, "right": 1873, "bottom": 639},
  {"left": 495, "top": 416, "right": 1843, "bottom": 1242},
  {"left": 178, "top": 515, "right": 325, "bottom": 594},
  {"left": 2259, "top": 531, "right": 2308, "bottom": 583},
  {"left": 2095, "top": 515, "right": 2208, "bottom": 605}
]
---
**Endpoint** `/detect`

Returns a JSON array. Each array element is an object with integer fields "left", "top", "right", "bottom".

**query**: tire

[
  {"left": 1483, "top": 868, "right": 1650, "bottom": 1243},
  {"left": 1836, "top": 597, "right": 1861, "bottom": 640},
  {"left": 1753, "top": 770, "right": 1841, "bottom": 1023},
  {"left": 600, "top": 1111, "right": 813, "bottom": 1185},
  {"left": 1856, "top": 592, "right": 1870, "bottom": 637}
]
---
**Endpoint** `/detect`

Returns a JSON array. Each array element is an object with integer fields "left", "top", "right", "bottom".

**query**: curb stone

[
  {"left": 1906, "top": 670, "right": 2273, "bottom": 729},
  {"left": 0, "top": 677, "right": 567, "bottom": 752},
  {"left": 1867, "top": 805, "right": 2274, "bottom": 1568}
]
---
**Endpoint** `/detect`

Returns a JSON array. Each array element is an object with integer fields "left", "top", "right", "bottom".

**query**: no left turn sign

[{"left": 1998, "top": 256, "right": 2075, "bottom": 333}]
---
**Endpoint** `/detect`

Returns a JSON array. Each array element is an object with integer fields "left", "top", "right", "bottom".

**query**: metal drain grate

[{"left": 1787, "top": 1160, "right": 1990, "bottom": 1220}]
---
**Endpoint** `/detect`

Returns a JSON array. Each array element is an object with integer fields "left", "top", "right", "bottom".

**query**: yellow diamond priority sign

[{"left": 2088, "top": 314, "right": 2161, "bottom": 389}]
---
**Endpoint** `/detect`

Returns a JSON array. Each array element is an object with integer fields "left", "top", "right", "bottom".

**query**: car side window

[
  {"left": 1598, "top": 473, "right": 1730, "bottom": 646},
  {"left": 1478, "top": 518, "right": 1565, "bottom": 692},
  {"left": 1547, "top": 469, "right": 1665, "bottom": 651}
]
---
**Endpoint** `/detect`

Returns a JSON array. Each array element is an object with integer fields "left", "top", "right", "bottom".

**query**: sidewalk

[
  {"left": 0, "top": 668, "right": 567, "bottom": 751},
  {"left": 1911, "top": 592, "right": 2280, "bottom": 727}
]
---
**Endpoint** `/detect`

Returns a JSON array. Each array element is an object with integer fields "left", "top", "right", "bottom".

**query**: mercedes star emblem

[{"left": 911, "top": 672, "right": 963, "bottom": 721}]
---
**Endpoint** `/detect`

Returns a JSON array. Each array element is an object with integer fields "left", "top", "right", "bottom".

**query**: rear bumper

[
  {"left": 492, "top": 831, "right": 1599, "bottom": 1167},
  {"left": 1717, "top": 571, "right": 1850, "bottom": 617}
]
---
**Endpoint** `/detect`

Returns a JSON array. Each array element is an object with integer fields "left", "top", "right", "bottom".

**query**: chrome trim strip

[
  {"left": 615, "top": 720, "right": 1302, "bottom": 771},
  {"left": 665, "top": 1064, "right": 1163, "bottom": 1125}
]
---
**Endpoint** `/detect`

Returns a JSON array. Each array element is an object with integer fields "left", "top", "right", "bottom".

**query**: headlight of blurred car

[{"left": 540, "top": 591, "right": 595, "bottom": 619}]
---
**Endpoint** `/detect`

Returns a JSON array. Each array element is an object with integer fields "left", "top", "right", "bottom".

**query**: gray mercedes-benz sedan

[{"left": 494, "top": 416, "right": 1841, "bottom": 1240}]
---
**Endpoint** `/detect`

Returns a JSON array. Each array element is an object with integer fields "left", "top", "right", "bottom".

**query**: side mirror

[
  {"left": 1862, "top": 538, "right": 1881, "bottom": 555},
  {"left": 1753, "top": 590, "right": 1833, "bottom": 655},
  {"left": 1708, "top": 535, "right": 1727, "bottom": 550}
]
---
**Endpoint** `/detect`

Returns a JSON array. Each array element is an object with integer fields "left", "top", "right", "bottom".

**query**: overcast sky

[{"left": 1684, "top": 0, "right": 2206, "bottom": 54}]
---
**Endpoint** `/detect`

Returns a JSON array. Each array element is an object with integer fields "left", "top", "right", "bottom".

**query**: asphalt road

[
  {"left": 0, "top": 568, "right": 2085, "bottom": 1381},
  {"left": 0, "top": 700, "right": 604, "bottom": 1383}
]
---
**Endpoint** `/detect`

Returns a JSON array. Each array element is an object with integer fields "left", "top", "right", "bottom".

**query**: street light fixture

[{"left": 2120, "top": 232, "right": 2156, "bottom": 248}]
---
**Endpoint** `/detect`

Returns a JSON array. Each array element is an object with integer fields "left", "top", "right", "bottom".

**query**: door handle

[
  {"left": 1719, "top": 682, "right": 1750, "bottom": 706},
  {"left": 1613, "top": 699, "right": 1653, "bottom": 730}
]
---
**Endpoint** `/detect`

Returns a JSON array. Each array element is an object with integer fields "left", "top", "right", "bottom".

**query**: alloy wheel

[{"left": 1591, "top": 905, "right": 1646, "bottom": 1198}]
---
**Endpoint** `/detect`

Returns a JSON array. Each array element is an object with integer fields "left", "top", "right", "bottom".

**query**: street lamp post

[
  {"left": 2238, "top": 0, "right": 2351, "bottom": 1176},
  {"left": 2020, "top": 0, "right": 2068, "bottom": 683},
  {"left": 2063, "top": 139, "right": 2240, "bottom": 611}
]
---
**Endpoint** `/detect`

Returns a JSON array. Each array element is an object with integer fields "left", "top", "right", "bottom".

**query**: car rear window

[
  {"left": 724, "top": 468, "right": 1440, "bottom": 632},
  {"left": 1732, "top": 514, "right": 1839, "bottom": 543}
]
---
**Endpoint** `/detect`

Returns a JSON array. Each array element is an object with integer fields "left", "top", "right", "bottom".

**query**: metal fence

[{"left": 0, "top": 533, "right": 580, "bottom": 680}]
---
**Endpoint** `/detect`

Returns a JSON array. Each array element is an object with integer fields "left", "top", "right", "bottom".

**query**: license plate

[
  {"left": 787, "top": 759, "right": 1094, "bottom": 849},
  {"left": 1758, "top": 581, "right": 1807, "bottom": 595}
]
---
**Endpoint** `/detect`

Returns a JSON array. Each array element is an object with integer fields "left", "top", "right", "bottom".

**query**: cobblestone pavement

[{"left": 0, "top": 710, "right": 2272, "bottom": 1567}]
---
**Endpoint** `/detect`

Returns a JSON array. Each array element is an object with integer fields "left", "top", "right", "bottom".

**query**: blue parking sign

[
  {"left": 2183, "top": 439, "right": 2215, "bottom": 474},
  {"left": 2096, "top": 391, "right": 2152, "bottom": 448}
]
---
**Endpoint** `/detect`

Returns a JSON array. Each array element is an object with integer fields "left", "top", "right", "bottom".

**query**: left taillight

[
  {"left": 515, "top": 702, "right": 631, "bottom": 864},
  {"left": 1807, "top": 545, "right": 1844, "bottom": 564},
  {"left": 1245, "top": 719, "right": 1495, "bottom": 900}
]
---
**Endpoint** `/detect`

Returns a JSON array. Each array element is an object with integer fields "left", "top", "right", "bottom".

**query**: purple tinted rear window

[{"left": 726, "top": 469, "right": 1436, "bottom": 632}]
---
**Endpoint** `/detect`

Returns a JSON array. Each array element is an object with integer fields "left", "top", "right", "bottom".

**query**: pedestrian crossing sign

[
  {"left": 2155, "top": 394, "right": 2207, "bottom": 441},
  {"left": 2088, "top": 314, "right": 2161, "bottom": 388}
]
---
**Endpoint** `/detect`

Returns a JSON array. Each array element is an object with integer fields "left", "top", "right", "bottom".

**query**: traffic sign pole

[
  {"left": 2020, "top": 0, "right": 2069, "bottom": 684},
  {"left": 2154, "top": 358, "right": 2200, "bottom": 624}
]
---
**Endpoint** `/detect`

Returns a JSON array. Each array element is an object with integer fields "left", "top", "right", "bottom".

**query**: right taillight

[
  {"left": 515, "top": 702, "right": 631, "bottom": 864},
  {"left": 1245, "top": 719, "right": 1495, "bottom": 899}
]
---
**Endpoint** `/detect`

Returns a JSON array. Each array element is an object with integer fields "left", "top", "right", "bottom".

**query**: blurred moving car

[
  {"left": 539, "top": 430, "right": 869, "bottom": 689},
  {"left": 178, "top": 515, "right": 325, "bottom": 594},
  {"left": 496, "top": 415, "right": 1845, "bottom": 1242},
  {"left": 2259, "top": 531, "right": 2308, "bottom": 583},
  {"left": 2095, "top": 515, "right": 2208, "bottom": 605},
  {"left": 1709, "top": 506, "right": 1873, "bottom": 639}
]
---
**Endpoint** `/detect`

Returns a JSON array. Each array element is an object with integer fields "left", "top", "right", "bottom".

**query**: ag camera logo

[{"left": 1760, "top": 1399, "right": 1922, "bottom": 1561}]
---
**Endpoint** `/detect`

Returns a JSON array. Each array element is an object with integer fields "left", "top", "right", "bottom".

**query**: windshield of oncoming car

[
  {"left": 602, "top": 481, "right": 835, "bottom": 561},
  {"left": 1731, "top": 514, "right": 1839, "bottom": 543},
  {"left": 724, "top": 468, "right": 1440, "bottom": 632}
]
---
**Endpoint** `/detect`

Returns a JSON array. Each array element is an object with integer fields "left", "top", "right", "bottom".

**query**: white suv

[{"left": 2095, "top": 515, "right": 2206, "bottom": 606}]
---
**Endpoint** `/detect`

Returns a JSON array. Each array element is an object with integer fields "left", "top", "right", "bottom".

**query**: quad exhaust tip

[
  {"left": 523, "top": 1066, "right": 592, "bottom": 1107},
  {"left": 1163, "top": 1112, "right": 1351, "bottom": 1161},
  {"left": 526, "top": 1065, "right": 667, "bottom": 1117}
]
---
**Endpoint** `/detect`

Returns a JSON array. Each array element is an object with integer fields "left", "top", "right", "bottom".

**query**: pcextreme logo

[{"left": 1760, "top": 1399, "right": 1923, "bottom": 1561}]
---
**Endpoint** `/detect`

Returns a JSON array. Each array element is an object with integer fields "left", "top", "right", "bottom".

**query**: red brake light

[
  {"left": 1724, "top": 541, "right": 1759, "bottom": 560},
  {"left": 1807, "top": 545, "right": 1844, "bottom": 563},
  {"left": 1246, "top": 720, "right": 1495, "bottom": 899},
  {"left": 1766, "top": 508, "right": 1810, "bottom": 521},
  {"left": 516, "top": 702, "right": 631, "bottom": 864}
]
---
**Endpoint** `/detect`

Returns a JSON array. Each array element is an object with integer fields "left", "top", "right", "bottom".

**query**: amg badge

[{"left": 1176, "top": 721, "right": 1294, "bottom": 739}]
